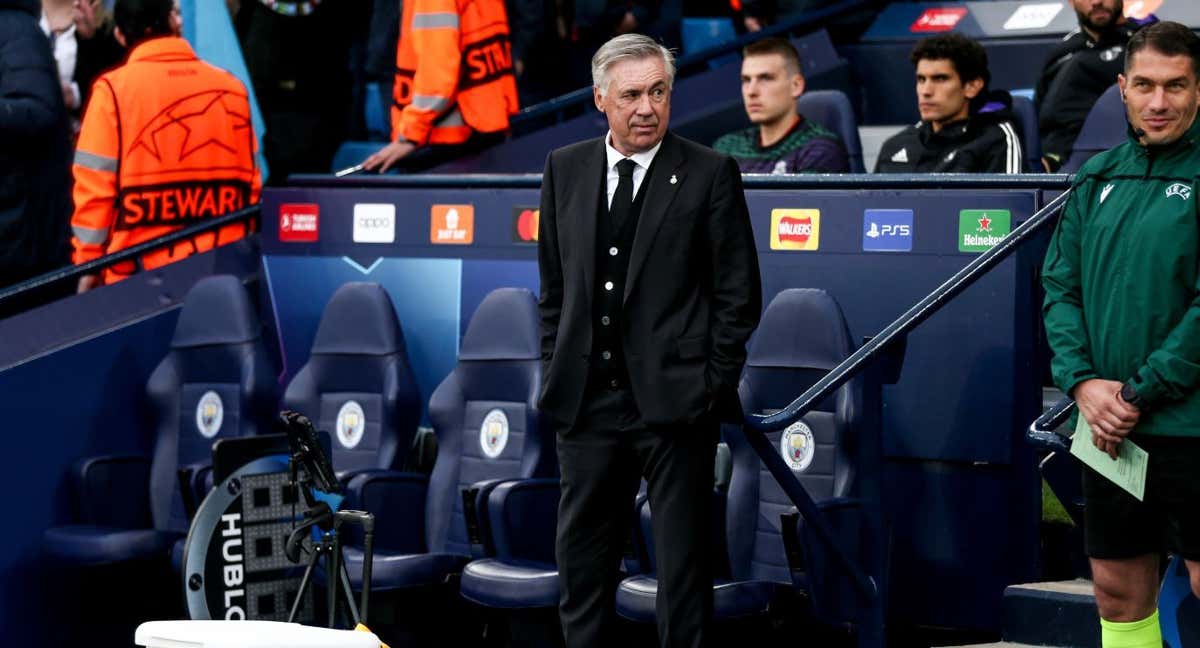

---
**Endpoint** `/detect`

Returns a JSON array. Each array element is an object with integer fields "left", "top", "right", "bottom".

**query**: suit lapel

[
  {"left": 574, "top": 139, "right": 606, "bottom": 309},
  {"left": 624, "top": 132, "right": 685, "bottom": 305}
]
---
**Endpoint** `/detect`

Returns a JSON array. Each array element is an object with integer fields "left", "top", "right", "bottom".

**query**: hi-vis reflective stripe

[
  {"left": 412, "top": 12, "right": 459, "bottom": 29},
  {"left": 436, "top": 108, "right": 465, "bottom": 127},
  {"left": 74, "top": 150, "right": 118, "bottom": 172},
  {"left": 412, "top": 94, "right": 451, "bottom": 111},
  {"left": 72, "top": 224, "right": 110, "bottom": 244}
]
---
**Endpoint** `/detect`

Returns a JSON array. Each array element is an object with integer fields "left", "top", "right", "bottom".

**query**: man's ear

[
  {"left": 791, "top": 74, "right": 805, "bottom": 100},
  {"left": 114, "top": 25, "right": 126, "bottom": 47},
  {"left": 1118, "top": 73, "right": 1128, "bottom": 102},
  {"left": 594, "top": 86, "right": 605, "bottom": 112},
  {"left": 963, "top": 77, "right": 984, "bottom": 100}
]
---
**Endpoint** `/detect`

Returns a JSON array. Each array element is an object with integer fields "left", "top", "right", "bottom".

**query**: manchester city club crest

[
  {"left": 336, "top": 401, "right": 365, "bottom": 449},
  {"left": 480, "top": 409, "right": 509, "bottom": 459},
  {"left": 780, "top": 420, "right": 815, "bottom": 472},
  {"left": 195, "top": 391, "right": 224, "bottom": 439}
]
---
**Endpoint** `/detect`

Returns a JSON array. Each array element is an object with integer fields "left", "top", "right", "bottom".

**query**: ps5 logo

[{"left": 862, "top": 209, "right": 914, "bottom": 252}]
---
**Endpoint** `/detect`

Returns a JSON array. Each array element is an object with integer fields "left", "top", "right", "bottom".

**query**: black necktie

[{"left": 610, "top": 158, "right": 636, "bottom": 231}]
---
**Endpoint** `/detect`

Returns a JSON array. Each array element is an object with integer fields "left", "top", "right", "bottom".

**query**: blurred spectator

[
  {"left": 40, "top": 0, "right": 80, "bottom": 123},
  {"left": 0, "top": 0, "right": 73, "bottom": 290},
  {"left": 235, "top": 0, "right": 366, "bottom": 183},
  {"left": 563, "top": 0, "right": 681, "bottom": 87},
  {"left": 73, "top": 0, "right": 126, "bottom": 113},
  {"left": 1036, "top": 0, "right": 1150, "bottom": 172},
  {"left": 876, "top": 34, "right": 1022, "bottom": 173},
  {"left": 509, "top": 0, "right": 572, "bottom": 104},
  {"left": 72, "top": 0, "right": 260, "bottom": 291},
  {"left": 362, "top": 0, "right": 519, "bottom": 172},
  {"left": 741, "top": 0, "right": 837, "bottom": 32},
  {"left": 363, "top": 0, "right": 400, "bottom": 128},
  {"left": 713, "top": 37, "right": 848, "bottom": 173}
]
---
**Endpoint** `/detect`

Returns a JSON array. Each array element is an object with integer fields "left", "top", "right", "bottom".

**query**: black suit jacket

[{"left": 537, "top": 132, "right": 762, "bottom": 430}]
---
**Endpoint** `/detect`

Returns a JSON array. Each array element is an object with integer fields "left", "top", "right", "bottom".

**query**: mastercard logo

[
  {"left": 770, "top": 209, "right": 820, "bottom": 250},
  {"left": 512, "top": 207, "right": 539, "bottom": 243}
]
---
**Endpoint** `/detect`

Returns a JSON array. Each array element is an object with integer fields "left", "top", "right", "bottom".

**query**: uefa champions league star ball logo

[
  {"left": 336, "top": 401, "right": 366, "bottom": 449},
  {"left": 196, "top": 391, "right": 224, "bottom": 438},
  {"left": 780, "top": 420, "right": 815, "bottom": 472},
  {"left": 480, "top": 409, "right": 509, "bottom": 459}
]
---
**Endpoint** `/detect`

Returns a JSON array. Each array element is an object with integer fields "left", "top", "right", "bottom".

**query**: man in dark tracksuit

[
  {"left": 875, "top": 34, "right": 1022, "bottom": 174},
  {"left": 1036, "top": 0, "right": 1151, "bottom": 171},
  {"left": 1042, "top": 21, "right": 1200, "bottom": 648},
  {"left": 0, "top": 0, "right": 72, "bottom": 294}
]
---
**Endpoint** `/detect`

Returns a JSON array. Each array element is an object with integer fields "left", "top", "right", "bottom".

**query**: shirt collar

[
  {"left": 127, "top": 36, "right": 198, "bottom": 64},
  {"left": 605, "top": 131, "right": 663, "bottom": 173}
]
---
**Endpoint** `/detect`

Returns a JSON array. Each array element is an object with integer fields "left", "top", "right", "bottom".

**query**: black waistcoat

[{"left": 588, "top": 158, "right": 655, "bottom": 388}]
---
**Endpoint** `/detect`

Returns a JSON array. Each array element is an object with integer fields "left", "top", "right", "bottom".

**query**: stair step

[{"left": 1002, "top": 580, "right": 1098, "bottom": 648}]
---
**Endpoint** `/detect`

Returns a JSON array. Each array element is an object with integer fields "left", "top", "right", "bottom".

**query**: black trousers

[{"left": 556, "top": 383, "right": 717, "bottom": 648}]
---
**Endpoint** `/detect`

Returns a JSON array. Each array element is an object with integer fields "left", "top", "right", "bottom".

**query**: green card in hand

[{"left": 1070, "top": 415, "right": 1149, "bottom": 501}]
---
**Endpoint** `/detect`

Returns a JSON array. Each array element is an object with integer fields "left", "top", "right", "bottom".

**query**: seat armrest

[
  {"left": 73, "top": 455, "right": 152, "bottom": 528},
  {"left": 463, "top": 478, "right": 517, "bottom": 557},
  {"left": 486, "top": 478, "right": 560, "bottom": 563},
  {"left": 343, "top": 470, "right": 429, "bottom": 553},
  {"left": 782, "top": 497, "right": 866, "bottom": 626},
  {"left": 176, "top": 460, "right": 214, "bottom": 520}
]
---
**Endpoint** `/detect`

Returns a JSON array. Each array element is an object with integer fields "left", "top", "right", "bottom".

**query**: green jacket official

[{"left": 1043, "top": 117, "right": 1200, "bottom": 438}]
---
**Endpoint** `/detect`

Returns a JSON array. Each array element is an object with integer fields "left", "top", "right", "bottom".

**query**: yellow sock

[{"left": 1101, "top": 610, "right": 1162, "bottom": 648}]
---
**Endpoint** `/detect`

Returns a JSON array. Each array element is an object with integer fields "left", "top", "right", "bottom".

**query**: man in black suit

[{"left": 537, "top": 33, "right": 762, "bottom": 648}]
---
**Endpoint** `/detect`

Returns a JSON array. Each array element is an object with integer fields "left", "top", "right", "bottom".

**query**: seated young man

[
  {"left": 875, "top": 34, "right": 1023, "bottom": 173},
  {"left": 714, "top": 37, "right": 849, "bottom": 174}
]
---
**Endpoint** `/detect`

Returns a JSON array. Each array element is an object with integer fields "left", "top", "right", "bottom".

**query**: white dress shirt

[{"left": 604, "top": 131, "right": 663, "bottom": 209}]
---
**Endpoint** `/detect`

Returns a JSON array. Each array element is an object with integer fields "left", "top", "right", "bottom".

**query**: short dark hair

[
  {"left": 114, "top": 0, "right": 175, "bottom": 48},
  {"left": 1126, "top": 21, "right": 1200, "bottom": 78},
  {"left": 743, "top": 37, "right": 803, "bottom": 76},
  {"left": 910, "top": 34, "right": 990, "bottom": 87}
]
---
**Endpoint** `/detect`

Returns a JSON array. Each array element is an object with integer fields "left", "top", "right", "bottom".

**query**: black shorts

[{"left": 1083, "top": 434, "right": 1200, "bottom": 560}]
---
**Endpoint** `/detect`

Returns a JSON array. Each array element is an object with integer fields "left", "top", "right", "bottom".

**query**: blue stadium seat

[
  {"left": 615, "top": 288, "right": 875, "bottom": 627},
  {"left": 283, "top": 282, "right": 422, "bottom": 479},
  {"left": 43, "top": 275, "right": 278, "bottom": 566},
  {"left": 338, "top": 288, "right": 554, "bottom": 592},
  {"left": 1061, "top": 84, "right": 1124, "bottom": 173},
  {"left": 797, "top": 90, "right": 865, "bottom": 172},
  {"left": 1009, "top": 93, "right": 1041, "bottom": 172}
]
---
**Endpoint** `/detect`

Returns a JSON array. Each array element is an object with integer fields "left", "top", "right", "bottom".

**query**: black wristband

[{"left": 1120, "top": 382, "right": 1146, "bottom": 408}]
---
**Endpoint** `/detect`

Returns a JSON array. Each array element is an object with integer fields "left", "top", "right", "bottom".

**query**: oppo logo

[{"left": 353, "top": 204, "right": 396, "bottom": 243}]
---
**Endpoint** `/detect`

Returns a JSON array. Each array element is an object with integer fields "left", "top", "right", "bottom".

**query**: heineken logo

[{"left": 958, "top": 210, "right": 1011, "bottom": 252}]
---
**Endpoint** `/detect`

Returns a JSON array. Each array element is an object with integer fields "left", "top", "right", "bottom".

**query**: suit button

[
  {"left": 601, "top": 316, "right": 611, "bottom": 326},
  {"left": 609, "top": 247, "right": 619, "bottom": 256},
  {"left": 610, "top": 379, "right": 620, "bottom": 388},
  {"left": 604, "top": 281, "right": 614, "bottom": 291},
  {"left": 601, "top": 350, "right": 611, "bottom": 360}
]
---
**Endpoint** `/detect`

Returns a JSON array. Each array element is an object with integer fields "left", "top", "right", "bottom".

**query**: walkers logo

[
  {"left": 910, "top": 7, "right": 967, "bottom": 33},
  {"left": 353, "top": 203, "right": 396, "bottom": 243},
  {"left": 431, "top": 204, "right": 475, "bottom": 244},
  {"left": 512, "top": 206, "right": 539, "bottom": 243},
  {"left": 279, "top": 203, "right": 319, "bottom": 242},
  {"left": 958, "top": 209, "right": 1011, "bottom": 252},
  {"left": 770, "top": 209, "right": 820, "bottom": 251},
  {"left": 863, "top": 209, "right": 913, "bottom": 252},
  {"left": 116, "top": 181, "right": 250, "bottom": 230}
]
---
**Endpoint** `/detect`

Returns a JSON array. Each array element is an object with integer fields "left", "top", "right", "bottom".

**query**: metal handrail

[
  {"left": 1029, "top": 396, "right": 1076, "bottom": 454},
  {"left": 509, "top": 0, "right": 876, "bottom": 128},
  {"left": 0, "top": 204, "right": 261, "bottom": 307},
  {"left": 740, "top": 188, "right": 1075, "bottom": 612}
]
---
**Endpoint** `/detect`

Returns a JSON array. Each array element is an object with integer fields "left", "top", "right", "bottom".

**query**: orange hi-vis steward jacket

[
  {"left": 72, "top": 36, "right": 261, "bottom": 285},
  {"left": 391, "top": 0, "right": 519, "bottom": 146}
]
